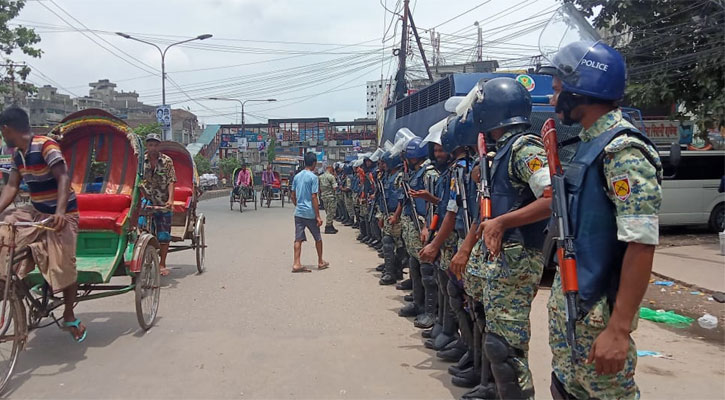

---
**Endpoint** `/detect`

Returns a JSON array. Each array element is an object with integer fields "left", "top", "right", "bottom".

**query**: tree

[
  {"left": 133, "top": 122, "right": 162, "bottom": 139},
  {"left": 0, "top": 0, "right": 42, "bottom": 101},
  {"left": 568, "top": 0, "right": 725, "bottom": 136},
  {"left": 194, "top": 154, "right": 212, "bottom": 175},
  {"left": 267, "top": 134, "right": 277, "bottom": 164},
  {"left": 218, "top": 157, "right": 241, "bottom": 179}
]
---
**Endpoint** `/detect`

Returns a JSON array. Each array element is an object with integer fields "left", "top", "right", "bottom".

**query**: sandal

[
  {"left": 318, "top": 262, "right": 330, "bottom": 270},
  {"left": 63, "top": 319, "right": 87, "bottom": 343},
  {"left": 291, "top": 267, "right": 312, "bottom": 273}
]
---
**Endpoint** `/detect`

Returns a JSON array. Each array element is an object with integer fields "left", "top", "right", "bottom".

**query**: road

[{"left": 6, "top": 196, "right": 725, "bottom": 399}]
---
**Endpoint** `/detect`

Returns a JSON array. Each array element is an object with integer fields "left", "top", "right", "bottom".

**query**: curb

[
  {"left": 199, "top": 189, "right": 230, "bottom": 201},
  {"left": 650, "top": 270, "right": 720, "bottom": 296}
]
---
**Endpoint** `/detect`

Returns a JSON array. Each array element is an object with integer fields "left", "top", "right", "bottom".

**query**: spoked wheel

[
  {"left": 253, "top": 189, "right": 258, "bottom": 210},
  {"left": 194, "top": 215, "right": 206, "bottom": 274},
  {"left": 0, "top": 287, "right": 26, "bottom": 394},
  {"left": 281, "top": 193, "right": 285, "bottom": 208},
  {"left": 229, "top": 194, "right": 234, "bottom": 211},
  {"left": 135, "top": 243, "right": 160, "bottom": 330},
  {"left": 239, "top": 195, "right": 243, "bottom": 213}
]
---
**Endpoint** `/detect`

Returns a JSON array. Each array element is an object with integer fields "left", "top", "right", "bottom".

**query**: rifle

[
  {"left": 378, "top": 172, "right": 390, "bottom": 218},
  {"left": 454, "top": 161, "right": 471, "bottom": 236},
  {"left": 541, "top": 118, "right": 580, "bottom": 364},
  {"left": 477, "top": 133, "right": 492, "bottom": 224},
  {"left": 424, "top": 172, "right": 439, "bottom": 244},
  {"left": 401, "top": 161, "right": 423, "bottom": 233}
]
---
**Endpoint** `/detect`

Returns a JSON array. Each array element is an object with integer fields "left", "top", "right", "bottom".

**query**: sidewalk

[{"left": 654, "top": 243, "right": 725, "bottom": 292}]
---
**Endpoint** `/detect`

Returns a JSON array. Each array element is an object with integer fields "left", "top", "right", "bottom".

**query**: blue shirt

[{"left": 292, "top": 169, "right": 319, "bottom": 219}]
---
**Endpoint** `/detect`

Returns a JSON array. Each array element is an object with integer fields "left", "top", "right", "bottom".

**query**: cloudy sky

[{"left": 12, "top": 0, "right": 561, "bottom": 124}]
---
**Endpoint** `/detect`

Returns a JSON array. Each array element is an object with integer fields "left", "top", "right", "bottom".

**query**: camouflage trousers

[
  {"left": 438, "top": 231, "right": 459, "bottom": 271},
  {"left": 549, "top": 273, "right": 639, "bottom": 400},
  {"left": 344, "top": 192, "right": 355, "bottom": 220},
  {"left": 463, "top": 239, "right": 485, "bottom": 302},
  {"left": 482, "top": 243, "right": 544, "bottom": 397},
  {"left": 401, "top": 215, "right": 423, "bottom": 261},
  {"left": 377, "top": 211, "right": 402, "bottom": 248},
  {"left": 321, "top": 193, "right": 336, "bottom": 227}
]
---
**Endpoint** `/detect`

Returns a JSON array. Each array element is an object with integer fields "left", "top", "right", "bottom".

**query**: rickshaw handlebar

[{"left": 0, "top": 217, "right": 55, "bottom": 230}]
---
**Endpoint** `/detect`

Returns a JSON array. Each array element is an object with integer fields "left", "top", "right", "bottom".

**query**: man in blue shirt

[{"left": 291, "top": 152, "right": 328, "bottom": 273}]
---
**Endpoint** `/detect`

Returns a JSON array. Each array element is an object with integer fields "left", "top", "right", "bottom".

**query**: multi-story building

[
  {"left": 366, "top": 79, "right": 391, "bottom": 119},
  {"left": 26, "top": 85, "right": 76, "bottom": 126}
]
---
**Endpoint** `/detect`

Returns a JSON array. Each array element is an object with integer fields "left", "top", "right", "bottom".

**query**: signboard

[
  {"left": 238, "top": 138, "right": 248, "bottom": 150},
  {"left": 156, "top": 105, "right": 171, "bottom": 139},
  {"left": 643, "top": 120, "right": 689, "bottom": 144}
]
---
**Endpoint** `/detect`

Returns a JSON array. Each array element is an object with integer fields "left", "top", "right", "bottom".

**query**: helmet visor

[
  {"left": 539, "top": 4, "right": 600, "bottom": 77},
  {"left": 390, "top": 128, "right": 416, "bottom": 157},
  {"left": 422, "top": 117, "right": 448, "bottom": 146},
  {"left": 370, "top": 148, "right": 385, "bottom": 162}
]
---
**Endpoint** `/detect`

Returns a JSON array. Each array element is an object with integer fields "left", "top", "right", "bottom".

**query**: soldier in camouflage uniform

[
  {"left": 379, "top": 150, "right": 405, "bottom": 286},
  {"left": 396, "top": 135, "right": 439, "bottom": 327},
  {"left": 341, "top": 164, "right": 355, "bottom": 226},
  {"left": 543, "top": 41, "right": 662, "bottom": 400},
  {"left": 449, "top": 78, "right": 553, "bottom": 399},
  {"left": 319, "top": 164, "right": 338, "bottom": 234}
]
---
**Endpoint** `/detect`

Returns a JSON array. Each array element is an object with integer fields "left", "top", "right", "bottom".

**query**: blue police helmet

[
  {"left": 552, "top": 41, "right": 626, "bottom": 101},
  {"left": 403, "top": 137, "right": 427, "bottom": 160},
  {"left": 343, "top": 164, "right": 353, "bottom": 175},
  {"left": 382, "top": 151, "right": 402, "bottom": 169},
  {"left": 473, "top": 77, "right": 532, "bottom": 133},
  {"left": 451, "top": 111, "right": 480, "bottom": 146}
]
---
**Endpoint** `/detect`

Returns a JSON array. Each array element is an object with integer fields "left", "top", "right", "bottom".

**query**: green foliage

[
  {"left": 267, "top": 135, "right": 276, "bottom": 164},
  {"left": 194, "top": 154, "right": 212, "bottom": 175},
  {"left": 134, "top": 122, "right": 162, "bottom": 139},
  {"left": 218, "top": 157, "right": 241, "bottom": 179},
  {"left": 568, "top": 0, "right": 725, "bottom": 136},
  {"left": 0, "top": 1, "right": 42, "bottom": 99}
]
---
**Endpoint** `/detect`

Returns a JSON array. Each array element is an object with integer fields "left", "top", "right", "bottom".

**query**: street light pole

[{"left": 117, "top": 32, "right": 213, "bottom": 140}]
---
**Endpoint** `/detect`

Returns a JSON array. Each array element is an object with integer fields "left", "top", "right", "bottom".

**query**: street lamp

[
  {"left": 207, "top": 97, "right": 276, "bottom": 136},
  {"left": 117, "top": 32, "right": 213, "bottom": 140}
]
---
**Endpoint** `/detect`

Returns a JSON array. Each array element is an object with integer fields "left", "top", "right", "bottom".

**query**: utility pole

[
  {"left": 1, "top": 61, "right": 25, "bottom": 105},
  {"left": 408, "top": 12, "right": 433, "bottom": 82},
  {"left": 475, "top": 21, "right": 483, "bottom": 62},
  {"left": 393, "top": 0, "right": 409, "bottom": 102}
]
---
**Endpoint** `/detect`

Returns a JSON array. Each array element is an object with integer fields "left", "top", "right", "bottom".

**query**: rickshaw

[
  {"left": 229, "top": 167, "right": 256, "bottom": 212},
  {"left": 0, "top": 109, "right": 160, "bottom": 392},
  {"left": 271, "top": 158, "right": 302, "bottom": 203},
  {"left": 150, "top": 141, "right": 206, "bottom": 274},
  {"left": 259, "top": 170, "right": 284, "bottom": 208}
]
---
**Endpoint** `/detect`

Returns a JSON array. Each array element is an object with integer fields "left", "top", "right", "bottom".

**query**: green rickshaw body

[{"left": 24, "top": 109, "right": 148, "bottom": 286}]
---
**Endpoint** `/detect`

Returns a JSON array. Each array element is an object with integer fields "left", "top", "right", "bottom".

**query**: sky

[{"left": 11, "top": 0, "right": 562, "bottom": 125}]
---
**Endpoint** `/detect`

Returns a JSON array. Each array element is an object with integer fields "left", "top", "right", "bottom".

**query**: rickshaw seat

[
  {"left": 76, "top": 194, "right": 131, "bottom": 233},
  {"left": 173, "top": 186, "right": 193, "bottom": 213}
]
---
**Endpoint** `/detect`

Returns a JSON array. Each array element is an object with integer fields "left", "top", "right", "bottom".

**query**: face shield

[
  {"left": 389, "top": 128, "right": 416, "bottom": 157},
  {"left": 370, "top": 148, "right": 385, "bottom": 163},
  {"left": 538, "top": 4, "right": 601, "bottom": 78}
]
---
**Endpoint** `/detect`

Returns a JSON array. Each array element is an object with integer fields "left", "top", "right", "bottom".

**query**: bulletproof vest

[
  {"left": 435, "top": 169, "right": 450, "bottom": 221},
  {"left": 404, "top": 164, "right": 430, "bottom": 218},
  {"left": 351, "top": 174, "right": 360, "bottom": 193},
  {"left": 385, "top": 170, "right": 401, "bottom": 213},
  {"left": 565, "top": 126, "right": 656, "bottom": 310},
  {"left": 489, "top": 133, "right": 548, "bottom": 250}
]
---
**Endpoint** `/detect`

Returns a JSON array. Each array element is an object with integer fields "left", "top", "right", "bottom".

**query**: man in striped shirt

[{"left": 0, "top": 107, "right": 85, "bottom": 342}]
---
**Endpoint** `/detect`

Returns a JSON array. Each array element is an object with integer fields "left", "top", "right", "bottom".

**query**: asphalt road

[{"left": 5, "top": 196, "right": 724, "bottom": 399}]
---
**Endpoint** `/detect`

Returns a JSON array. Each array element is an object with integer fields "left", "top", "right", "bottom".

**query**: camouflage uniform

[
  {"left": 549, "top": 109, "right": 662, "bottom": 400},
  {"left": 400, "top": 162, "right": 438, "bottom": 261},
  {"left": 344, "top": 176, "right": 356, "bottom": 220},
  {"left": 383, "top": 171, "right": 403, "bottom": 248},
  {"left": 318, "top": 171, "right": 337, "bottom": 227},
  {"left": 481, "top": 130, "right": 551, "bottom": 398}
]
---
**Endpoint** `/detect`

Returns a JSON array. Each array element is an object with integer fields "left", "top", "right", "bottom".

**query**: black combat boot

[
  {"left": 399, "top": 257, "right": 423, "bottom": 318},
  {"left": 324, "top": 225, "right": 338, "bottom": 234},
  {"left": 414, "top": 262, "right": 438, "bottom": 329},
  {"left": 395, "top": 278, "right": 412, "bottom": 291},
  {"left": 379, "top": 236, "right": 398, "bottom": 285},
  {"left": 448, "top": 350, "right": 473, "bottom": 376}
]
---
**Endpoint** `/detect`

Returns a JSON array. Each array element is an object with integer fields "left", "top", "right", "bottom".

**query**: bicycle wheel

[
  {"left": 0, "top": 287, "right": 26, "bottom": 393},
  {"left": 194, "top": 215, "right": 206, "bottom": 274},
  {"left": 135, "top": 243, "right": 160, "bottom": 330}
]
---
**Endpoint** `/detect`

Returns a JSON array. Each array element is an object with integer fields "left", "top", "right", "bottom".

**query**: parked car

[{"left": 659, "top": 148, "right": 725, "bottom": 232}]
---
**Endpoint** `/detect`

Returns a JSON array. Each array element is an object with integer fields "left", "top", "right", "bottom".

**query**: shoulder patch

[
  {"left": 611, "top": 174, "right": 631, "bottom": 201},
  {"left": 524, "top": 154, "right": 544, "bottom": 173}
]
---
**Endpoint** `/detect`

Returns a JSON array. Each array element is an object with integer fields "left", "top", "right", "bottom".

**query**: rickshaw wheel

[
  {"left": 135, "top": 242, "right": 160, "bottom": 330},
  {"left": 281, "top": 192, "right": 285, "bottom": 208},
  {"left": 253, "top": 189, "right": 257, "bottom": 210},
  {"left": 239, "top": 195, "right": 243, "bottom": 213},
  {"left": 0, "top": 287, "right": 26, "bottom": 394},
  {"left": 229, "top": 193, "right": 234, "bottom": 211},
  {"left": 194, "top": 215, "right": 206, "bottom": 274}
]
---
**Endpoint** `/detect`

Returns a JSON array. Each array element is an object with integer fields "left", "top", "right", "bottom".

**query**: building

[
  {"left": 171, "top": 109, "right": 201, "bottom": 145},
  {"left": 366, "top": 79, "right": 391, "bottom": 119},
  {"left": 26, "top": 85, "right": 76, "bottom": 126},
  {"left": 204, "top": 117, "right": 378, "bottom": 169}
]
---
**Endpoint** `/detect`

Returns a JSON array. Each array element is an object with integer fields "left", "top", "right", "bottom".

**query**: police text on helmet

[{"left": 580, "top": 59, "right": 608, "bottom": 71}]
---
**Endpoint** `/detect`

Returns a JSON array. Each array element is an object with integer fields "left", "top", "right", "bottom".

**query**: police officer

[
  {"left": 397, "top": 134, "right": 440, "bottom": 328},
  {"left": 319, "top": 164, "right": 339, "bottom": 234},
  {"left": 342, "top": 163, "right": 356, "bottom": 227},
  {"left": 358, "top": 156, "right": 375, "bottom": 243},
  {"left": 542, "top": 41, "right": 662, "bottom": 400},
  {"left": 451, "top": 77, "right": 553, "bottom": 400},
  {"left": 379, "top": 149, "right": 406, "bottom": 286},
  {"left": 350, "top": 161, "right": 362, "bottom": 231}
]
